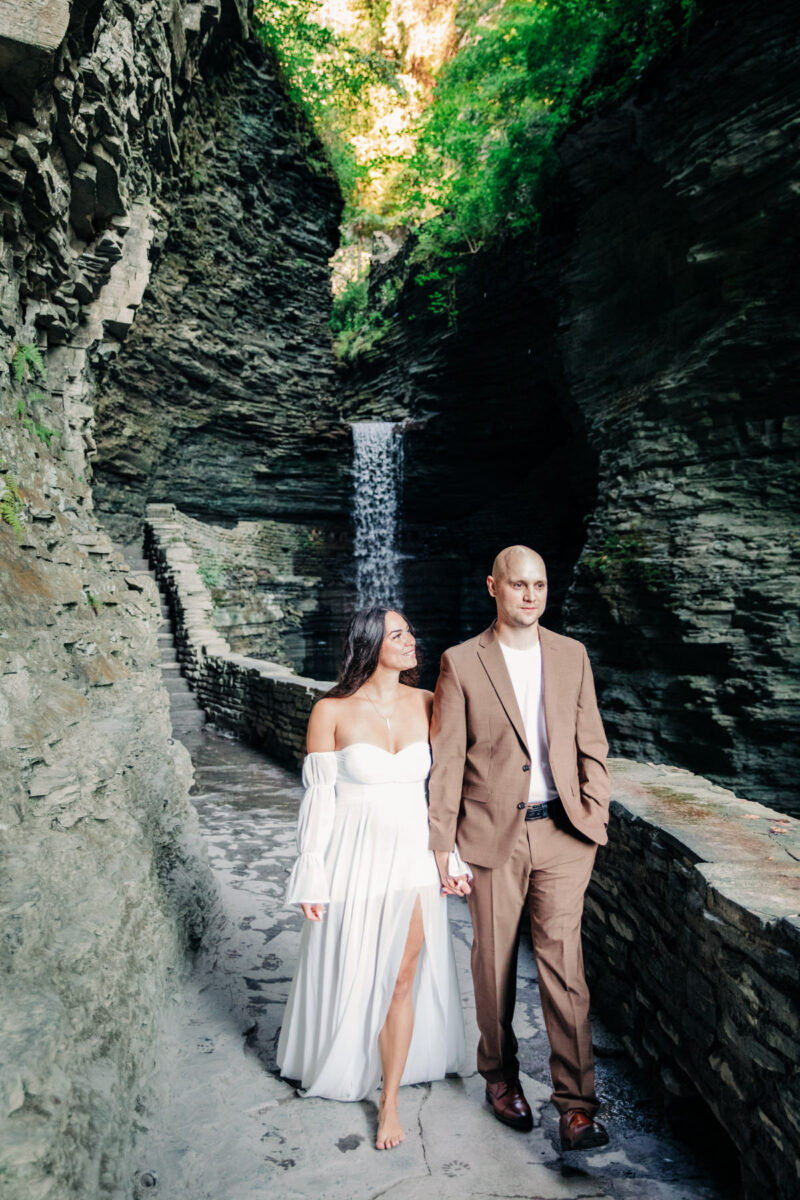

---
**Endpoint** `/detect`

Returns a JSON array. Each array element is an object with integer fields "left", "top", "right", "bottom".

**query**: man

[{"left": 429, "top": 545, "right": 611, "bottom": 1151}]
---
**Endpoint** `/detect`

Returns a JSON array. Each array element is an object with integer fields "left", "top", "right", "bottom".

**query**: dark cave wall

[
  {"left": 558, "top": 0, "right": 799, "bottom": 812},
  {"left": 90, "top": 41, "right": 346, "bottom": 541},
  {"left": 87, "top": 31, "right": 353, "bottom": 677},
  {"left": 344, "top": 0, "right": 800, "bottom": 812},
  {"left": 345, "top": 237, "right": 600, "bottom": 686}
]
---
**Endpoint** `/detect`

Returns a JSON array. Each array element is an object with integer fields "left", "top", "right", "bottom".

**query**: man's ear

[{"left": 486, "top": 574, "right": 496, "bottom": 597}]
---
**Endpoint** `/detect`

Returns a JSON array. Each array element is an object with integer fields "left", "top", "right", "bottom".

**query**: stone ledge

[
  {"left": 145, "top": 504, "right": 799, "bottom": 1199},
  {"left": 590, "top": 759, "right": 800, "bottom": 1200},
  {"left": 144, "top": 505, "right": 333, "bottom": 766}
]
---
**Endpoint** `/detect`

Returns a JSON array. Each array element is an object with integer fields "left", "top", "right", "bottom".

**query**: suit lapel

[
  {"left": 538, "top": 625, "right": 559, "bottom": 744},
  {"left": 476, "top": 624, "right": 529, "bottom": 753}
]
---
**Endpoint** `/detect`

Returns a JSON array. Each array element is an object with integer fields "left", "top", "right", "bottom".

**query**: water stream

[{"left": 352, "top": 421, "right": 404, "bottom": 609}]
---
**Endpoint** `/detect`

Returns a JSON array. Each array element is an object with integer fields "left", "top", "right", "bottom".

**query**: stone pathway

[{"left": 128, "top": 724, "right": 734, "bottom": 1200}]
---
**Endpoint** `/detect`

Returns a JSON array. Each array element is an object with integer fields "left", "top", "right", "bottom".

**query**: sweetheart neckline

[{"left": 334, "top": 740, "right": 430, "bottom": 757}]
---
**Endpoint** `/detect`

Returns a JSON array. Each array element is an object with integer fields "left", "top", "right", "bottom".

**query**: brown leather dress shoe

[
  {"left": 485, "top": 1079, "right": 534, "bottom": 1132},
  {"left": 559, "top": 1109, "right": 609, "bottom": 1151}
]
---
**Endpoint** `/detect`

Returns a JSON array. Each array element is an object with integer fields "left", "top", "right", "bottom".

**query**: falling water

[{"left": 352, "top": 421, "right": 404, "bottom": 609}]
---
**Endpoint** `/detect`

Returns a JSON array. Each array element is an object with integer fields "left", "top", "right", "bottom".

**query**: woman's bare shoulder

[
  {"left": 307, "top": 695, "right": 347, "bottom": 752},
  {"left": 400, "top": 684, "right": 434, "bottom": 713}
]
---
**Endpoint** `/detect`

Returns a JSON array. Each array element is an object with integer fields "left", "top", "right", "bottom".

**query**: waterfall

[{"left": 352, "top": 421, "right": 403, "bottom": 609}]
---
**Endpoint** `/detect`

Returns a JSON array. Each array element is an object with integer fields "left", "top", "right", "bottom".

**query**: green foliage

[
  {"left": 197, "top": 551, "right": 225, "bottom": 590},
  {"left": 8, "top": 344, "right": 60, "bottom": 448},
  {"left": 255, "top": 0, "right": 404, "bottom": 205},
  {"left": 584, "top": 532, "right": 666, "bottom": 592},
  {"left": 85, "top": 591, "right": 103, "bottom": 613},
  {"left": 330, "top": 271, "right": 392, "bottom": 360},
  {"left": 12, "top": 343, "right": 45, "bottom": 385},
  {"left": 20, "top": 414, "right": 59, "bottom": 446},
  {"left": 0, "top": 472, "right": 24, "bottom": 543},
  {"left": 256, "top": 0, "right": 701, "bottom": 348},
  {"left": 404, "top": 0, "right": 701, "bottom": 257},
  {"left": 300, "top": 527, "right": 325, "bottom": 549}
]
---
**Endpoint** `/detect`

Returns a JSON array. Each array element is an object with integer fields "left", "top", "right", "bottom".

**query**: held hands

[
  {"left": 301, "top": 903, "right": 326, "bottom": 922},
  {"left": 434, "top": 850, "right": 472, "bottom": 898}
]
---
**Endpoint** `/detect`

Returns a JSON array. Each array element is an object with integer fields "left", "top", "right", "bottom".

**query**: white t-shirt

[{"left": 498, "top": 639, "right": 559, "bottom": 806}]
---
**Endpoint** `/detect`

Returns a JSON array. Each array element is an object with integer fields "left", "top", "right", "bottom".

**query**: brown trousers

[{"left": 466, "top": 809, "right": 599, "bottom": 1116}]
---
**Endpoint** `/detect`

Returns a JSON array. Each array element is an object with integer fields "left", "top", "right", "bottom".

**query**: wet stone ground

[{"left": 130, "top": 725, "right": 737, "bottom": 1200}]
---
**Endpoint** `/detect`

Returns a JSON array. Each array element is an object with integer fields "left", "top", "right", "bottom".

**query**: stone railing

[
  {"left": 143, "top": 504, "right": 332, "bottom": 764},
  {"left": 585, "top": 760, "right": 799, "bottom": 1200},
  {"left": 143, "top": 503, "right": 798, "bottom": 1199}
]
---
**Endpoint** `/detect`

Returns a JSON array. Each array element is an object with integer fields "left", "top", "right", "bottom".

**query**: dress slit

[{"left": 277, "top": 743, "right": 466, "bottom": 1100}]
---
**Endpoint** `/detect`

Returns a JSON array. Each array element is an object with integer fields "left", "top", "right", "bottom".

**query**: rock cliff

[
  {"left": 0, "top": 408, "right": 213, "bottom": 1200},
  {"left": 90, "top": 36, "right": 344, "bottom": 544},
  {"left": 344, "top": 0, "right": 800, "bottom": 814},
  {"left": 0, "top": 3, "right": 267, "bottom": 1195}
]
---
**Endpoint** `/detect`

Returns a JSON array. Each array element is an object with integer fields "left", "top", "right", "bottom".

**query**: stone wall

[
  {"left": 90, "top": 23, "right": 346, "bottom": 547},
  {"left": 144, "top": 507, "right": 800, "bottom": 1199},
  {"left": 343, "top": 0, "right": 800, "bottom": 815},
  {"left": 0, "top": 416, "right": 216, "bottom": 1198},
  {"left": 144, "top": 504, "right": 331, "bottom": 764},
  {"left": 586, "top": 760, "right": 800, "bottom": 1200},
  {"left": 0, "top": 4, "right": 260, "bottom": 1196},
  {"left": 167, "top": 507, "right": 350, "bottom": 679},
  {"left": 0, "top": 0, "right": 249, "bottom": 483}
]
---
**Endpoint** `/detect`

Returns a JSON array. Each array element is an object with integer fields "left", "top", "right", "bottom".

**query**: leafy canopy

[{"left": 402, "top": 0, "right": 700, "bottom": 256}]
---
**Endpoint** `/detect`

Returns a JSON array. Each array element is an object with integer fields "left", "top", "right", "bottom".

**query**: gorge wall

[
  {"left": 0, "top": 2, "right": 320, "bottom": 1194},
  {"left": 88, "top": 18, "right": 350, "bottom": 676},
  {"left": 2, "top": 0, "right": 798, "bottom": 1194},
  {"left": 346, "top": 0, "right": 800, "bottom": 815}
]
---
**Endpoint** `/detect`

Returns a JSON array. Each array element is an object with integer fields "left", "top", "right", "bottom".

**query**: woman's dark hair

[{"left": 327, "top": 606, "right": 419, "bottom": 698}]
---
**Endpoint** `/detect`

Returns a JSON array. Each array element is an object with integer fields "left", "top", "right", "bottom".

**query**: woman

[{"left": 277, "top": 607, "right": 471, "bottom": 1150}]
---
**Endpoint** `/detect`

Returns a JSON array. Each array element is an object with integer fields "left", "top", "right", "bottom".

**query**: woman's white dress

[{"left": 277, "top": 741, "right": 468, "bottom": 1101}]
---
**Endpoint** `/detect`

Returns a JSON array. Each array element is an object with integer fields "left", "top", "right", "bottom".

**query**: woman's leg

[{"left": 376, "top": 896, "right": 425, "bottom": 1149}]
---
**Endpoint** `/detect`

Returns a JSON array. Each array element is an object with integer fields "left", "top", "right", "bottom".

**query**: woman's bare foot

[{"left": 376, "top": 1093, "right": 405, "bottom": 1150}]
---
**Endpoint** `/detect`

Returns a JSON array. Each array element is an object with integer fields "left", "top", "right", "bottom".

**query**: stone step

[
  {"left": 169, "top": 694, "right": 202, "bottom": 712},
  {"left": 171, "top": 713, "right": 206, "bottom": 734},
  {"left": 165, "top": 677, "right": 192, "bottom": 695},
  {"left": 160, "top": 660, "right": 182, "bottom": 671},
  {"left": 160, "top": 650, "right": 179, "bottom": 665}
]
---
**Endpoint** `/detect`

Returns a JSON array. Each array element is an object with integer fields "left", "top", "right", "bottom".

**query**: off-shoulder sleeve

[{"left": 285, "top": 752, "right": 337, "bottom": 906}]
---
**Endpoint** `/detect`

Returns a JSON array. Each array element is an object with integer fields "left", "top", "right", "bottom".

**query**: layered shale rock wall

[
  {"left": 0, "top": 3, "right": 276, "bottom": 1195},
  {"left": 346, "top": 0, "right": 800, "bottom": 815},
  {"left": 162, "top": 506, "right": 348, "bottom": 678},
  {"left": 89, "top": 21, "right": 344, "bottom": 543},
  {"left": 145, "top": 504, "right": 329, "bottom": 764},
  {"left": 0, "top": 0, "right": 249, "bottom": 482},
  {"left": 0, "top": 419, "right": 215, "bottom": 1198}
]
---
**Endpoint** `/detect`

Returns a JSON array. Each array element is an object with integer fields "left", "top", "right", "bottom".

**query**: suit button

[
  {"left": 517, "top": 801, "right": 525, "bottom": 810},
  {"left": 522, "top": 764, "right": 530, "bottom": 772}
]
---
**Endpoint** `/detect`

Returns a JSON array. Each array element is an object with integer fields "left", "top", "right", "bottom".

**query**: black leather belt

[{"left": 525, "top": 800, "right": 560, "bottom": 821}]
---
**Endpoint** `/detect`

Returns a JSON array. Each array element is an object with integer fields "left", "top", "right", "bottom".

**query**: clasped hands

[
  {"left": 301, "top": 853, "right": 471, "bottom": 921},
  {"left": 434, "top": 850, "right": 472, "bottom": 898}
]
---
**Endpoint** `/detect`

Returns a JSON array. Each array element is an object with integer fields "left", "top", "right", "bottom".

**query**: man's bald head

[
  {"left": 490, "top": 545, "right": 546, "bottom": 584},
  {"left": 487, "top": 546, "right": 548, "bottom": 633}
]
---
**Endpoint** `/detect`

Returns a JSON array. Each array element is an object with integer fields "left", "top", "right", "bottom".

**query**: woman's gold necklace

[{"left": 364, "top": 690, "right": 397, "bottom": 731}]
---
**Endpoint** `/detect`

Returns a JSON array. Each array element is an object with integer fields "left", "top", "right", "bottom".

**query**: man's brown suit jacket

[{"left": 428, "top": 622, "right": 611, "bottom": 868}]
